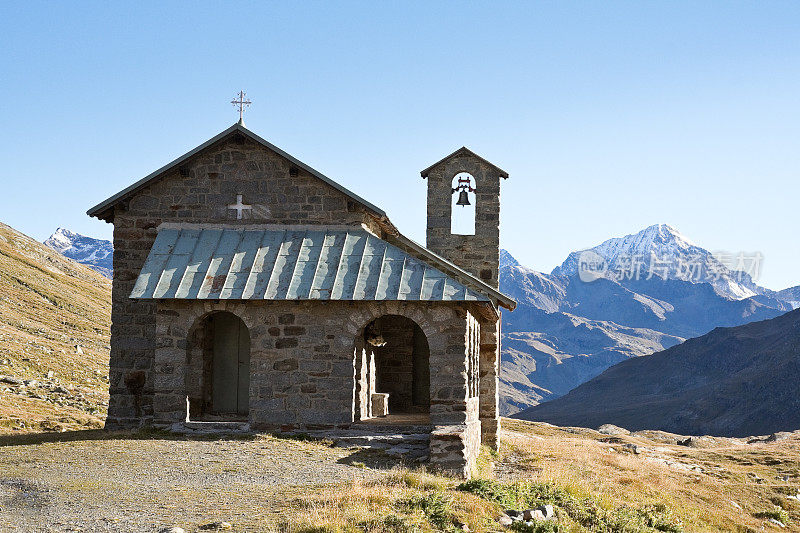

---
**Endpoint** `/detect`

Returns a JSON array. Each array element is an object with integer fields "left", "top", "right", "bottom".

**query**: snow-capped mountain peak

[
  {"left": 588, "top": 223, "right": 696, "bottom": 261},
  {"left": 44, "top": 228, "right": 113, "bottom": 279},
  {"left": 551, "top": 223, "right": 763, "bottom": 300},
  {"left": 46, "top": 228, "right": 81, "bottom": 253}
]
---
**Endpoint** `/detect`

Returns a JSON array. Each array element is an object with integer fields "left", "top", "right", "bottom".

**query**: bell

[{"left": 456, "top": 190, "right": 471, "bottom": 207}]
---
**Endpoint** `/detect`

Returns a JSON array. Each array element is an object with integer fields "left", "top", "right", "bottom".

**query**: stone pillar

[
  {"left": 428, "top": 308, "right": 482, "bottom": 478},
  {"left": 479, "top": 316, "right": 501, "bottom": 449},
  {"left": 152, "top": 304, "right": 191, "bottom": 425}
]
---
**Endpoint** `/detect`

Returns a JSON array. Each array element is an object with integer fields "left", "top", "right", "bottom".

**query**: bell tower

[{"left": 421, "top": 147, "right": 509, "bottom": 288}]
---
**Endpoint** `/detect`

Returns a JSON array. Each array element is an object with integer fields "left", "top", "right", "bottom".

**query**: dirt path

[{"left": 0, "top": 431, "right": 385, "bottom": 532}]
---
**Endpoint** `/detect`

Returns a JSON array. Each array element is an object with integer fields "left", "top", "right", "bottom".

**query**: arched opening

[
  {"left": 186, "top": 311, "right": 250, "bottom": 421},
  {"left": 354, "top": 315, "right": 430, "bottom": 424},
  {"left": 451, "top": 172, "right": 476, "bottom": 235}
]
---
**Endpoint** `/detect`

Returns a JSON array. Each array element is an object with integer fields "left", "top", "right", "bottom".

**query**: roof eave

[{"left": 387, "top": 232, "right": 516, "bottom": 311}]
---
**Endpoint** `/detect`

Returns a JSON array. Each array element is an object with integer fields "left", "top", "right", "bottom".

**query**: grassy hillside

[
  {"left": 515, "top": 308, "right": 800, "bottom": 437},
  {"left": 0, "top": 222, "right": 110, "bottom": 432}
]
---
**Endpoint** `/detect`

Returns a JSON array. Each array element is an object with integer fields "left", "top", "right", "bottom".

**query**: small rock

[
  {"left": 766, "top": 432, "right": 791, "bottom": 442},
  {"left": 497, "top": 515, "right": 513, "bottom": 526},
  {"left": 768, "top": 518, "right": 786, "bottom": 528},
  {"left": 730, "top": 501, "right": 742, "bottom": 510},
  {"left": 523, "top": 509, "right": 546, "bottom": 521},
  {"left": 75, "top": 345, "right": 83, "bottom": 355},
  {"left": 159, "top": 528, "right": 186, "bottom": 533},
  {"left": 598, "top": 424, "right": 630, "bottom": 436},
  {"left": 0, "top": 376, "right": 23, "bottom": 385},
  {"left": 505, "top": 509, "right": 523, "bottom": 521},
  {"left": 199, "top": 522, "right": 232, "bottom": 531},
  {"left": 24, "top": 379, "right": 38, "bottom": 388},
  {"left": 538, "top": 504, "right": 555, "bottom": 519},
  {"left": 624, "top": 443, "right": 641, "bottom": 454},
  {"left": 46, "top": 370, "right": 54, "bottom": 379},
  {"left": 677, "top": 437, "right": 694, "bottom": 446}
]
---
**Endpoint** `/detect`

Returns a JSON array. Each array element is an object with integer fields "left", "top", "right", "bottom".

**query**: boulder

[
  {"left": 523, "top": 504, "right": 555, "bottom": 521},
  {"left": 598, "top": 424, "right": 630, "bottom": 436},
  {"left": 538, "top": 504, "right": 555, "bottom": 519},
  {"left": 199, "top": 523, "right": 232, "bottom": 531}
]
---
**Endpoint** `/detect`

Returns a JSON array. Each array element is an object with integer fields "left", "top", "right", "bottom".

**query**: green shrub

[
  {"left": 457, "top": 479, "right": 683, "bottom": 532},
  {"left": 400, "top": 492, "right": 454, "bottom": 530},
  {"left": 753, "top": 508, "right": 788, "bottom": 523}
]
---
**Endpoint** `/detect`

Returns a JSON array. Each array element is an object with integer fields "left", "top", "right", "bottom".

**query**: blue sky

[{"left": 1, "top": 2, "right": 798, "bottom": 290}]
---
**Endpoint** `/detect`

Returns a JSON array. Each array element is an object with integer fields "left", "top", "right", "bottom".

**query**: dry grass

[
  {"left": 500, "top": 418, "right": 800, "bottom": 532},
  {"left": 0, "top": 222, "right": 110, "bottom": 432}
]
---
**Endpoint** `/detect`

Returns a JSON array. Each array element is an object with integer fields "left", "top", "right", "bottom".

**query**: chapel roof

[{"left": 131, "top": 224, "right": 491, "bottom": 305}]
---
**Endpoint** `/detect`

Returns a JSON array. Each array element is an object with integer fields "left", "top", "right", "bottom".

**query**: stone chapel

[{"left": 87, "top": 120, "right": 515, "bottom": 476}]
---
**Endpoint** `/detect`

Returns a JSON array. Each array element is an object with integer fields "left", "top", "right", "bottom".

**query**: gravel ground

[{"left": 0, "top": 431, "right": 386, "bottom": 532}]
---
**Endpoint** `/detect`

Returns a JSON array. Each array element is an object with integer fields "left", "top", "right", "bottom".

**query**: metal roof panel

[{"left": 131, "top": 225, "right": 490, "bottom": 305}]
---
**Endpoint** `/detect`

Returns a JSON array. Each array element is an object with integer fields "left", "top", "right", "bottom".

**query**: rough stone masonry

[{"left": 88, "top": 122, "right": 515, "bottom": 477}]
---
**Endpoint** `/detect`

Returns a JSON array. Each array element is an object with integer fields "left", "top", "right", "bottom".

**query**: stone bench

[{"left": 371, "top": 393, "right": 389, "bottom": 417}]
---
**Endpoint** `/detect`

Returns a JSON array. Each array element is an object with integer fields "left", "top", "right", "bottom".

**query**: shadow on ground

[
  {"left": 0, "top": 428, "right": 262, "bottom": 447},
  {"left": 336, "top": 448, "right": 416, "bottom": 470}
]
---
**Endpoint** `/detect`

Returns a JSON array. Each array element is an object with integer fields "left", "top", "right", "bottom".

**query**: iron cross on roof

[{"left": 231, "top": 91, "right": 252, "bottom": 124}]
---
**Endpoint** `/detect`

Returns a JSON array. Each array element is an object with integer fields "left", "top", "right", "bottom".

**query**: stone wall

[
  {"left": 151, "top": 300, "right": 476, "bottom": 424},
  {"left": 106, "top": 133, "right": 381, "bottom": 428},
  {"left": 424, "top": 151, "right": 503, "bottom": 289},
  {"left": 151, "top": 299, "right": 482, "bottom": 474}
]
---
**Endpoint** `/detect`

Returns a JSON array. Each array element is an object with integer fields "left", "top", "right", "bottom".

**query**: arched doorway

[
  {"left": 186, "top": 311, "right": 250, "bottom": 420},
  {"left": 355, "top": 315, "right": 430, "bottom": 422}
]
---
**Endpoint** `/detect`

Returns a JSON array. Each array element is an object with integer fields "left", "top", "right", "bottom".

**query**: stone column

[
  {"left": 152, "top": 304, "right": 191, "bottom": 425},
  {"left": 479, "top": 316, "right": 501, "bottom": 449},
  {"left": 428, "top": 308, "right": 482, "bottom": 478}
]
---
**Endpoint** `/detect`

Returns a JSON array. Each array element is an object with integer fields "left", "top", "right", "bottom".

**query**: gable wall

[{"left": 106, "top": 135, "right": 380, "bottom": 428}]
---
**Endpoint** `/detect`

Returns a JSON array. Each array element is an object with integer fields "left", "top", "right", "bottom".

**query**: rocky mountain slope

[
  {"left": 44, "top": 227, "right": 113, "bottom": 278},
  {"left": 499, "top": 224, "right": 798, "bottom": 415},
  {"left": 513, "top": 307, "right": 800, "bottom": 437},
  {"left": 0, "top": 222, "right": 110, "bottom": 432}
]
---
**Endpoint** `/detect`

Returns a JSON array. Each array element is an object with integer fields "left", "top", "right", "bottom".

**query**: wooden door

[{"left": 211, "top": 313, "right": 250, "bottom": 416}]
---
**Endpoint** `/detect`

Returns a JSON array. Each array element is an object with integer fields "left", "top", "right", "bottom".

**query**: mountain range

[
  {"left": 42, "top": 224, "right": 799, "bottom": 418},
  {"left": 44, "top": 228, "right": 113, "bottom": 279},
  {"left": 513, "top": 307, "right": 800, "bottom": 437},
  {"left": 498, "top": 224, "right": 798, "bottom": 415}
]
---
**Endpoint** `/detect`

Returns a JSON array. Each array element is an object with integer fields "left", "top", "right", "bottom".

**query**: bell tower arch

[{"left": 421, "top": 147, "right": 509, "bottom": 289}]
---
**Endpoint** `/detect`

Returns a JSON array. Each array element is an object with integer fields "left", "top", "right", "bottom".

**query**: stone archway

[
  {"left": 186, "top": 311, "right": 250, "bottom": 420},
  {"left": 355, "top": 314, "right": 430, "bottom": 422}
]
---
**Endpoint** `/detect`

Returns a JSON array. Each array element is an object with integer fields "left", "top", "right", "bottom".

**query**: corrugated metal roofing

[{"left": 131, "top": 225, "right": 490, "bottom": 303}]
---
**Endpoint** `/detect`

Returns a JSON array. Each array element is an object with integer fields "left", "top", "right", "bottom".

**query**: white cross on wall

[{"left": 227, "top": 194, "right": 252, "bottom": 220}]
